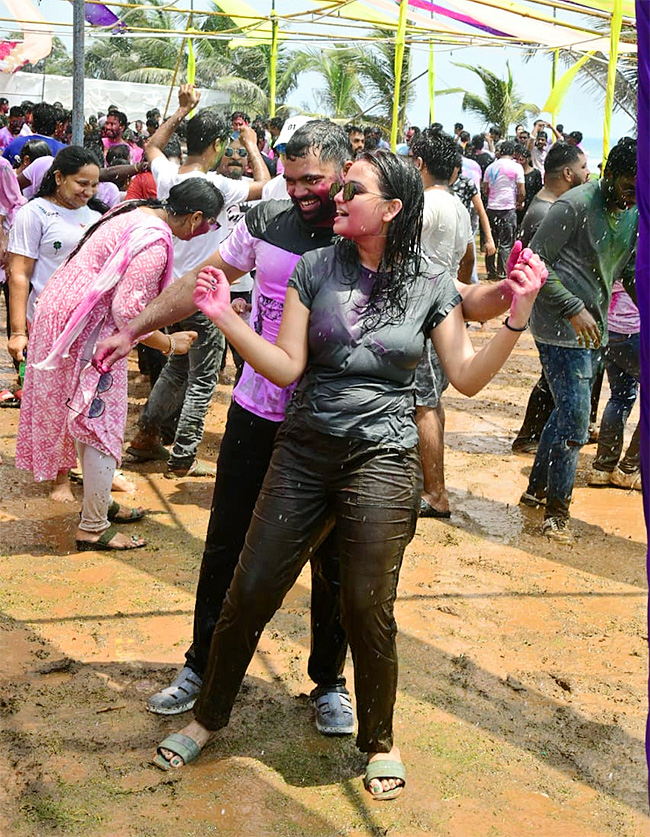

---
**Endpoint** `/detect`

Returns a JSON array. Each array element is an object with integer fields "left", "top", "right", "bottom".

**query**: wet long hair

[
  {"left": 64, "top": 178, "right": 225, "bottom": 264},
  {"left": 337, "top": 149, "right": 424, "bottom": 331}
]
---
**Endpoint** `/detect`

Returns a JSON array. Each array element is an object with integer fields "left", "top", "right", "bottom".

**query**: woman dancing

[{"left": 147, "top": 150, "right": 546, "bottom": 798}]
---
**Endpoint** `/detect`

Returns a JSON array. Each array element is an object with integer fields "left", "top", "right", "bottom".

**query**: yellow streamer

[
  {"left": 542, "top": 51, "right": 595, "bottom": 114},
  {"left": 602, "top": 0, "right": 622, "bottom": 165},
  {"left": 390, "top": 0, "right": 408, "bottom": 151}
]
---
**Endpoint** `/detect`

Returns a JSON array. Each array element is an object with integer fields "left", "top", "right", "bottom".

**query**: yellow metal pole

[
  {"left": 390, "top": 0, "right": 409, "bottom": 150},
  {"left": 428, "top": 39, "right": 435, "bottom": 125},
  {"left": 269, "top": 9, "right": 278, "bottom": 117},
  {"left": 602, "top": 0, "right": 622, "bottom": 165}
]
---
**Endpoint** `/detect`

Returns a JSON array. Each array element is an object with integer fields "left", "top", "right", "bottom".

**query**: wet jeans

[
  {"left": 193, "top": 423, "right": 422, "bottom": 754},
  {"left": 486, "top": 208, "right": 517, "bottom": 280},
  {"left": 593, "top": 331, "right": 640, "bottom": 473},
  {"left": 185, "top": 401, "right": 348, "bottom": 692},
  {"left": 139, "top": 312, "right": 224, "bottom": 468},
  {"left": 527, "top": 343, "right": 601, "bottom": 521}
]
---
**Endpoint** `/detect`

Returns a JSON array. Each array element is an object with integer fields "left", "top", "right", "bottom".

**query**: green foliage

[
  {"left": 290, "top": 46, "right": 362, "bottom": 118},
  {"left": 354, "top": 29, "right": 415, "bottom": 132}
]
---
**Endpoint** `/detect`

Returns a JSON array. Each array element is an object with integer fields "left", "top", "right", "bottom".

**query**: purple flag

[{"left": 68, "top": 2, "right": 124, "bottom": 29}]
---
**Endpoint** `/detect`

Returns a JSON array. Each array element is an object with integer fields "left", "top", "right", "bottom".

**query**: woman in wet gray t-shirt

[{"left": 153, "top": 150, "right": 547, "bottom": 802}]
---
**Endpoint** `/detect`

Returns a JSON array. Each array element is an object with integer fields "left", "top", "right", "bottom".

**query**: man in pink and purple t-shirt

[{"left": 483, "top": 139, "right": 525, "bottom": 280}]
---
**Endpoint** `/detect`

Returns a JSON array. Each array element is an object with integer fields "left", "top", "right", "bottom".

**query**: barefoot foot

[{"left": 50, "top": 472, "right": 76, "bottom": 503}]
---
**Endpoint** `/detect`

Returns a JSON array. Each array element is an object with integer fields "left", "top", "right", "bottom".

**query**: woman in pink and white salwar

[{"left": 16, "top": 179, "right": 225, "bottom": 550}]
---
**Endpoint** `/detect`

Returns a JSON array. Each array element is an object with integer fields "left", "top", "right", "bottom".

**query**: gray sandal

[
  {"left": 153, "top": 732, "right": 202, "bottom": 771},
  {"left": 146, "top": 667, "right": 203, "bottom": 715}
]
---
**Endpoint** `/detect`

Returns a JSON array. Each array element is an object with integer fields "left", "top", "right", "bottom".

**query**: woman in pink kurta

[{"left": 17, "top": 179, "right": 225, "bottom": 550}]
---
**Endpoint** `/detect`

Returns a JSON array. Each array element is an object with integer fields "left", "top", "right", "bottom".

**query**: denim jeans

[
  {"left": 486, "top": 208, "right": 517, "bottom": 280},
  {"left": 527, "top": 343, "right": 601, "bottom": 521},
  {"left": 514, "top": 363, "right": 604, "bottom": 447},
  {"left": 185, "top": 401, "right": 348, "bottom": 692},
  {"left": 139, "top": 311, "right": 225, "bottom": 468},
  {"left": 193, "top": 422, "right": 422, "bottom": 754},
  {"left": 593, "top": 331, "right": 640, "bottom": 473}
]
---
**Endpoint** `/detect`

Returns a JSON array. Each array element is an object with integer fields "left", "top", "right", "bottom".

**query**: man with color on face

[
  {"left": 97, "top": 119, "right": 355, "bottom": 735},
  {"left": 521, "top": 138, "right": 638, "bottom": 544},
  {"left": 102, "top": 110, "right": 143, "bottom": 164}
]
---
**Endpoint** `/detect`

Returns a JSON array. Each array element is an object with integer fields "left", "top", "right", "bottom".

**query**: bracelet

[
  {"left": 10, "top": 331, "right": 27, "bottom": 336},
  {"left": 504, "top": 316, "right": 528, "bottom": 333},
  {"left": 163, "top": 334, "right": 176, "bottom": 357}
]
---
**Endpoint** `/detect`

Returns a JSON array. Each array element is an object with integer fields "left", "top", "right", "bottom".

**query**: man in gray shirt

[
  {"left": 521, "top": 138, "right": 638, "bottom": 543},
  {"left": 512, "top": 143, "right": 589, "bottom": 453}
]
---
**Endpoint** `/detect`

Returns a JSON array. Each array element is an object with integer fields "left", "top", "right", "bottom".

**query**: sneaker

[
  {"left": 587, "top": 467, "right": 612, "bottom": 486},
  {"left": 609, "top": 467, "right": 642, "bottom": 491},
  {"left": 519, "top": 491, "right": 546, "bottom": 508},
  {"left": 312, "top": 688, "right": 355, "bottom": 735},
  {"left": 146, "top": 666, "right": 203, "bottom": 715},
  {"left": 541, "top": 517, "right": 574, "bottom": 544}
]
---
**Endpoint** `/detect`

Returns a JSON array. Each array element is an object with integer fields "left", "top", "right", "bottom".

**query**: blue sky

[{"left": 14, "top": 0, "right": 635, "bottom": 152}]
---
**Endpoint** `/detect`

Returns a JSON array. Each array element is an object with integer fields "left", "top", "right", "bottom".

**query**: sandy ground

[{"left": 0, "top": 320, "right": 647, "bottom": 837}]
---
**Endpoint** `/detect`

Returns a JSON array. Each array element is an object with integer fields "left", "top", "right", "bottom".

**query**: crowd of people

[{"left": 0, "top": 87, "right": 639, "bottom": 800}]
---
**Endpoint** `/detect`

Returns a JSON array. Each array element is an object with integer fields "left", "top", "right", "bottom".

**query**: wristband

[
  {"left": 163, "top": 334, "right": 176, "bottom": 357},
  {"left": 504, "top": 316, "right": 528, "bottom": 333}
]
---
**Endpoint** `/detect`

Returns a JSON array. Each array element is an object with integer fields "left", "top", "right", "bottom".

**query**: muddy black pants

[
  {"left": 194, "top": 424, "right": 421, "bottom": 754},
  {"left": 185, "top": 401, "right": 347, "bottom": 691}
]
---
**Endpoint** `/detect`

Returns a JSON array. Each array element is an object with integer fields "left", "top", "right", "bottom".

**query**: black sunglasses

[
  {"left": 224, "top": 147, "right": 247, "bottom": 158},
  {"left": 329, "top": 181, "right": 387, "bottom": 201},
  {"left": 66, "top": 362, "right": 113, "bottom": 419}
]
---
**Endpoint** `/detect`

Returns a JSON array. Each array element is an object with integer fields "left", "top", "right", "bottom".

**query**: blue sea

[{"left": 579, "top": 135, "right": 634, "bottom": 174}]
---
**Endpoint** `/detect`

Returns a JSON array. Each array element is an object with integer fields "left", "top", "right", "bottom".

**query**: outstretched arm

[
  {"left": 193, "top": 266, "right": 309, "bottom": 387},
  {"left": 433, "top": 249, "right": 547, "bottom": 397},
  {"left": 93, "top": 251, "right": 245, "bottom": 371},
  {"left": 146, "top": 85, "right": 200, "bottom": 164}
]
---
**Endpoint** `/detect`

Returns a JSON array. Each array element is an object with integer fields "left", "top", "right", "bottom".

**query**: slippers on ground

[
  {"left": 153, "top": 733, "right": 202, "bottom": 771},
  {"left": 165, "top": 460, "right": 216, "bottom": 479},
  {"left": 419, "top": 499, "right": 451, "bottom": 519},
  {"left": 125, "top": 443, "right": 170, "bottom": 462},
  {"left": 76, "top": 524, "right": 146, "bottom": 552},
  {"left": 0, "top": 389, "right": 21, "bottom": 408},
  {"left": 107, "top": 500, "right": 146, "bottom": 523},
  {"left": 363, "top": 759, "right": 406, "bottom": 801}
]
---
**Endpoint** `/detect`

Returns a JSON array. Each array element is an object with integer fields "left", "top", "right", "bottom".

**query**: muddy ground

[{"left": 0, "top": 320, "right": 646, "bottom": 837}]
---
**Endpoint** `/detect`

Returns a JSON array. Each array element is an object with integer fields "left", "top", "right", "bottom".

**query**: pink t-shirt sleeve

[{"left": 219, "top": 215, "right": 257, "bottom": 274}]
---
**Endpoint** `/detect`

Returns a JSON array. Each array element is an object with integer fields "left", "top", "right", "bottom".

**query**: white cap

[{"left": 275, "top": 116, "right": 313, "bottom": 148}]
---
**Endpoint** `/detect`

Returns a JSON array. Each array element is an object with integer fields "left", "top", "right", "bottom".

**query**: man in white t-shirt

[
  {"left": 126, "top": 85, "right": 270, "bottom": 477},
  {"left": 409, "top": 129, "right": 474, "bottom": 518},
  {"left": 483, "top": 140, "right": 525, "bottom": 281}
]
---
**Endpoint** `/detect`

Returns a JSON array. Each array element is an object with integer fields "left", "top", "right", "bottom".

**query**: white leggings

[{"left": 75, "top": 442, "right": 117, "bottom": 534}]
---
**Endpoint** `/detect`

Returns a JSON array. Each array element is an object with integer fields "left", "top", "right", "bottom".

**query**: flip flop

[
  {"left": 76, "top": 524, "right": 146, "bottom": 551},
  {"left": 0, "top": 389, "right": 20, "bottom": 408},
  {"left": 125, "top": 443, "right": 170, "bottom": 462},
  {"left": 364, "top": 759, "right": 406, "bottom": 801},
  {"left": 419, "top": 499, "right": 451, "bottom": 519},
  {"left": 165, "top": 460, "right": 216, "bottom": 479},
  {"left": 107, "top": 500, "right": 146, "bottom": 523},
  {"left": 153, "top": 733, "right": 202, "bottom": 771}
]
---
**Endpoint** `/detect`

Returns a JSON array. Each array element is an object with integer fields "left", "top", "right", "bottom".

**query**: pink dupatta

[{"left": 34, "top": 215, "right": 174, "bottom": 370}]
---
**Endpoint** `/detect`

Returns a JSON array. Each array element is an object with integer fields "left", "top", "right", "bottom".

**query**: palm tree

[
  {"left": 352, "top": 29, "right": 415, "bottom": 133},
  {"left": 438, "top": 62, "right": 540, "bottom": 136},
  {"left": 82, "top": 1, "right": 306, "bottom": 115},
  {"left": 290, "top": 46, "right": 362, "bottom": 118}
]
